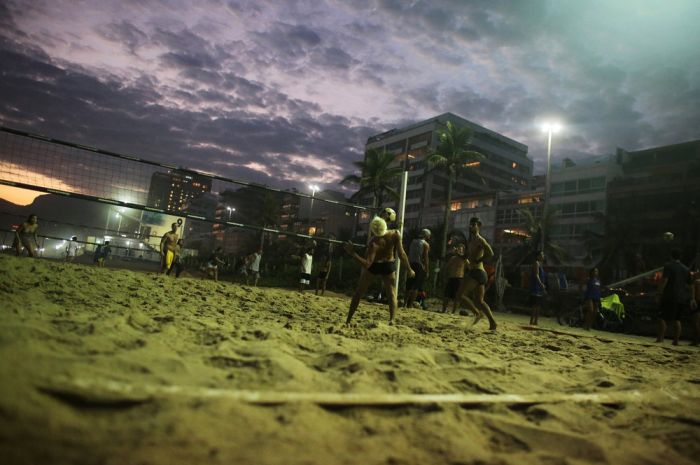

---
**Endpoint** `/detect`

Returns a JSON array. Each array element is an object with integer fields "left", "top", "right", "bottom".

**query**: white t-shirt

[
  {"left": 250, "top": 252, "right": 262, "bottom": 272},
  {"left": 301, "top": 253, "right": 313, "bottom": 274},
  {"left": 67, "top": 241, "right": 80, "bottom": 257}
]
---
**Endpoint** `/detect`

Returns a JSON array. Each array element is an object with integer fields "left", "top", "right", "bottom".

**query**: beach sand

[{"left": 1, "top": 254, "right": 699, "bottom": 465}]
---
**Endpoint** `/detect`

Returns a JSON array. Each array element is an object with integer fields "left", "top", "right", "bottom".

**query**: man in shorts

[
  {"left": 160, "top": 222, "right": 179, "bottom": 273},
  {"left": 315, "top": 251, "right": 332, "bottom": 296},
  {"left": 404, "top": 228, "right": 431, "bottom": 309},
  {"left": 13, "top": 214, "right": 39, "bottom": 257},
  {"left": 344, "top": 216, "right": 415, "bottom": 325},
  {"left": 204, "top": 247, "right": 224, "bottom": 281},
  {"left": 455, "top": 217, "right": 497, "bottom": 330},
  {"left": 656, "top": 249, "right": 695, "bottom": 345},
  {"left": 442, "top": 243, "right": 468, "bottom": 313},
  {"left": 246, "top": 248, "right": 262, "bottom": 286},
  {"left": 298, "top": 246, "right": 314, "bottom": 293}
]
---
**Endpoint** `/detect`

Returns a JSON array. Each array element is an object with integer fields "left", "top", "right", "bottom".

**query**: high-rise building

[
  {"left": 606, "top": 139, "right": 700, "bottom": 274},
  {"left": 548, "top": 155, "right": 622, "bottom": 265},
  {"left": 363, "top": 113, "right": 532, "bottom": 231},
  {"left": 147, "top": 171, "right": 212, "bottom": 212}
]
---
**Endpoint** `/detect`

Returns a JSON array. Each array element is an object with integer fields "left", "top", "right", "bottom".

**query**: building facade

[
  {"left": 548, "top": 156, "right": 623, "bottom": 265},
  {"left": 363, "top": 113, "right": 532, "bottom": 231},
  {"left": 147, "top": 171, "right": 211, "bottom": 212},
  {"left": 606, "top": 140, "right": 700, "bottom": 274}
]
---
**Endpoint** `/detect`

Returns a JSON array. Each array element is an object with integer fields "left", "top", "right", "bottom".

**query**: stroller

[{"left": 562, "top": 293, "right": 625, "bottom": 331}]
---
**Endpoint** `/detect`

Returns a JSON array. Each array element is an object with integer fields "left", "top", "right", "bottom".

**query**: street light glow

[
  {"left": 309, "top": 184, "right": 319, "bottom": 193},
  {"left": 542, "top": 122, "right": 562, "bottom": 133}
]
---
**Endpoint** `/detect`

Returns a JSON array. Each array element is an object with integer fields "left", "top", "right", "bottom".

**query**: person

[
  {"left": 94, "top": 240, "right": 112, "bottom": 267},
  {"left": 246, "top": 248, "right": 262, "bottom": 286},
  {"left": 529, "top": 251, "right": 547, "bottom": 326},
  {"left": 297, "top": 246, "right": 314, "bottom": 293},
  {"left": 13, "top": 214, "right": 39, "bottom": 257},
  {"left": 656, "top": 249, "right": 695, "bottom": 345},
  {"left": 380, "top": 207, "right": 396, "bottom": 227},
  {"left": 315, "top": 248, "right": 332, "bottom": 296},
  {"left": 167, "top": 239, "right": 185, "bottom": 278},
  {"left": 204, "top": 247, "right": 224, "bottom": 281},
  {"left": 371, "top": 209, "right": 396, "bottom": 302},
  {"left": 344, "top": 216, "right": 415, "bottom": 325},
  {"left": 455, "top": 217, "right": 498, "bottom": 330},
  {"left": 65, "top": 236, "right": 80, "bottom": 262},
  {"left": 582, "top": 268, "right": 601, "bottom": 330},
  {"left": 160, "top": 222, "right": 179, "bottom": 273},
  {"left": 404, "top": 228, "right": 431, "bottom": 309},
  {"left": 442, "top": 243, "right": 468, "bottom": 313}
]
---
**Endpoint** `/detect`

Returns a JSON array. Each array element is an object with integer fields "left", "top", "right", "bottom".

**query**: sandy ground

[{"left": 1, "top": 254, "right": 699, "bottom": 465}]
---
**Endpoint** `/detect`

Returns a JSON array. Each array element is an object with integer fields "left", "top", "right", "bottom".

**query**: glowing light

[
  {"left": 542, "top": 122, "right": 562, "bottom": 133},
  {"left": 464, "top": 161, "right": 481, "bottom": 168}
]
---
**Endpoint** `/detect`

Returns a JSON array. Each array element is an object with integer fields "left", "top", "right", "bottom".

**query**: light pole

[
  {"left": 115, "top": 212, "right": 123, "bottom": 234},
  {"left": 308, "top": 184, "right": 319, "bottom": 225},
  {"left": 541, "top": 122, "right": 561, "bottom": 253},
  {"left": 226, "top": 206, "right": 235, "bottom": 221}
]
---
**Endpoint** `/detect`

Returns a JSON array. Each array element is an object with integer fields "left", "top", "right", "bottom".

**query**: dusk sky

[{"left": 1, "top": 0, "right": 700, "bottom": 203}]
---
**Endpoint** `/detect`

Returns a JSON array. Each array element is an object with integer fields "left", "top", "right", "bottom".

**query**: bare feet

[
  {"left": 489, "top": 322, "right": 497, "bottom": 331},
  {"left": 471, "top": 313, "right": 483, "bottom": 327}
]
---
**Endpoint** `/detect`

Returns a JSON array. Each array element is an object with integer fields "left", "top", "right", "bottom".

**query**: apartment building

[{"left": 362, "top": 113, "right": 532, "bottom": 231}]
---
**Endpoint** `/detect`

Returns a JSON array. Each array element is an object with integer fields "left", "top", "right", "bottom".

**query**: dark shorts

[
  {"left": 529, "top": 294, "right": 544, "bottom": 306},
  {"left": 467, "top": 268, "right": 488, "bottom": 285},
  {"left": 660, "top": 300, "right": 685, "bottom": 322},
  {"left": 368, "top": 261, "right": 396, "bottom": 276},
  {"left": 406, "top": 262, "right": 426, "bottom": 290},
  {"left": 300, "top": 273, "right": 312, "bottom": 284},
  {"left": 445, "top": 277, "right": 461, "bottom": 299},
  {"left": 317, "top": 271, "right": 328, "bottom": 279}
]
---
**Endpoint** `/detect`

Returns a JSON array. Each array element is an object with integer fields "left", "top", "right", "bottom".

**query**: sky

[{"left": 1, "top": 0, "right": 699, "bottom": 205}]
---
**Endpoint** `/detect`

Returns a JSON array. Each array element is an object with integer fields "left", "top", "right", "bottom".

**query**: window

[{"left": 590, "top": 177, "right": 605, "bottom": 189}]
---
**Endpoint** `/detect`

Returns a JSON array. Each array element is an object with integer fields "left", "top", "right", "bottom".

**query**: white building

[{"left": 548, "top": 156, "right": 623, "bottom": 265}]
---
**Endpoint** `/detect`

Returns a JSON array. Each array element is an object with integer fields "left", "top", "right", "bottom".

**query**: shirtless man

[
  {"left": 343, "top": 216, "right": 415, "bottom": 325},
  {"left": 442, "top": 243, "right": 469, "bottom": 313},
  {"left": 14, "top": 214, "right": 39, "bottom": 257},
  {"left": 455, "top": 217, "right": 497, "bottom": 330},
  {"left": 160, "top": 222, "right": 179, "bottom": 273}
]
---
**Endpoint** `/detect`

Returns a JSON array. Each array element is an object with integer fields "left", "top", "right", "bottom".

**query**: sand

[{"left": 1, "top": 254, "right": 699, "bottom": 465}]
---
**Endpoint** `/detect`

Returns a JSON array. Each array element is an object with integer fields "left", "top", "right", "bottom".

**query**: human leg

[
  {"left": 656, "top": 318, "right": 667, "bottom": 343},
  {"left": 474, "top": 284, "right": 497, "bottom": 330},
  {"left": 457, "top": 279, "right": 480, "bottom": 319},
  {"left": 381, "top": 274, "right": 398, "bottom": 323},
  {"left": 583, "top": 299, "right": 594, "bottom": 330},
  {"left": 672, "top": 319, "right": 681, "bottom": 346},
  {"left": 346, "top": 270, "right": 374, "bottom": 324}
]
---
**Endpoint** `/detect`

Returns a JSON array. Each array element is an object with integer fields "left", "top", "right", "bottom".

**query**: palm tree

[
  {"left": 426, "top": 120, "right": 484, "bottom": 260},
  {"left": 340, "top": 148, "right": 403, "bottom": 209},
  {"left": 259, "top": 192, "right": 280, "bottom": 249},
  {"left": 508, "top": 208, "right": 569, "bottom": 266}
]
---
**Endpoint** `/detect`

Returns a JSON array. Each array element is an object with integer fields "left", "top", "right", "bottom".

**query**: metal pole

[
  {"left": 541, "top": 129, "right": 553, "bottom": 253},
  {"left": 394, "top": 170, "right": 409, "bottom": 291}
]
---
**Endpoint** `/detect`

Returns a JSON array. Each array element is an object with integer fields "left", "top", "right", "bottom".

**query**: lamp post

[
  {"left": 541, "top": 122, "right": 561, "bottom": 253},
  {"left": 309, "top": 184, "right": 319, "bottom": 224},
  {"left": 115, "top": 212, "right": 123, "bottom": 234},
  {"left": 226, "top": 206, "right": 235, "bottom": 221}
]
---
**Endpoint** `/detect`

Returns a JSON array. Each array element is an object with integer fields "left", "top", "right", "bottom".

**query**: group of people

[
  {"left": 343, "top": 209, "right": 497, "bottom": 330},
  {"left": 11, "top": 211, "right": 700, "bottom": 344}
]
